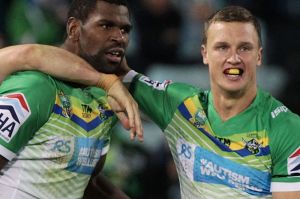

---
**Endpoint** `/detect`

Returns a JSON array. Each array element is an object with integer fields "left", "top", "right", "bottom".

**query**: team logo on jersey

[
  {"left": 98, "top": 106, "right": 108, "bottom": 120},
  {"left": 288, "top": 147, "right": 300, "bottom": 175},
  {"left": 243, "top": 138, "right": 263, "bottom": 155},
  {"left": 139, "top": 76, "right": 172, "bottom": 91},
  {"left": 58, "top": 91, "right": 72, "bottom": 118},
  {"left": 96, "top": 98, "right": 114, "bottom": 121},
  {"left": 81, "top": 104, "right": 92, "bottom": 119},
  {"left": 0, "top": 93, "right": 31, "bottom": 143},
  {"left": 189, "top": 110, "right": 207, "bottom": 128},
  {"left": 215, "top": 136, "right": 231, "bottom": 147}
]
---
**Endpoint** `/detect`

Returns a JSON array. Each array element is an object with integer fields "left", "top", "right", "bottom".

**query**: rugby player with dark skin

[{"left": 0, "top": 0, "right": 142, "bottom": 198}]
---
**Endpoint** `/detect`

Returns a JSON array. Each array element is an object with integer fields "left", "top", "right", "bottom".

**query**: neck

[
  {"left": 211, "top": 87, "right": 257, "bottom": 121},
  {"left": 60, "top": 40, "right": 78, "bottom": 55},
  {"left": 59, "top": 40, "right": 87, "bottom": 88}
]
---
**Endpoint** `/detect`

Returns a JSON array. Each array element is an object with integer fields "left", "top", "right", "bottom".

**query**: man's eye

[
  {"left": 217, "top": 46, "right": 227, "bottom": 51},
  {"left": 240, "top": 46, "right": 252, "bottom": 52},
  {"left": 100, "top": 24, "right": 111, "bottom": 29},
  {"left": 120, "top": 28, "right": 125, "bottom": 34},
  {"left": 120, "top": 26, "right": 131, "bottom": 34}
]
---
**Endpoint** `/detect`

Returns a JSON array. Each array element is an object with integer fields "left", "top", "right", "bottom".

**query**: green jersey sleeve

[
  {"left": 124, "top": 70, "right": 201, "bottom": 130},
  {"left": 268, "top": 100, "right": 300, "bottom": 191},
  {"left": 0, "top": 71, "right": 56, "bottom": 160}
]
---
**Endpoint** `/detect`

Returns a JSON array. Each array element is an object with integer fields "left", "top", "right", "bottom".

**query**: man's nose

[
  {"left": 227, "top": 51, "right": 241, "bottom": 63},
  {"left": 111, "top": 28, "right": 125, "bottom": 42}
]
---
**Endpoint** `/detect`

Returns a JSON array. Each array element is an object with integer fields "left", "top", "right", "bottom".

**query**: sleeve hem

[
  {"left": 0, "top": 145, "right": 16, "bottom": 161},
  {"left": 271, "top": 181, "right": 300, "bottom": 192},
  {"left": 123, "top": 70, "right": 138, "bottom": 83}
]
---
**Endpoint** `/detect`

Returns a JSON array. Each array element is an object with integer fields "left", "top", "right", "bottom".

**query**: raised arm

[
  {"left": 0, "top": 44, "right": 143, "bottom": 141},
  {"left": 0, "top": 44, "right": 100, "bottom": 85}
]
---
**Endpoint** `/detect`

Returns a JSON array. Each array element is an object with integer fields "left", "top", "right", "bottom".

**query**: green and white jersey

[
  {"left": 124, "top": 71, "right": 300, "bottom": 199},
  {"left": 0, "top": 71, "right": 116, "bottom": 199}
]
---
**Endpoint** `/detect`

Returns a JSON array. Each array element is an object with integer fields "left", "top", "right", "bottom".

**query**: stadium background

[{"left": 0, "top": 0, "right": 299, "bottom": 198}]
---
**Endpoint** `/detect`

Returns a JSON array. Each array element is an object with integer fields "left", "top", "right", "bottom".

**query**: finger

[
  {"left": 116, "top": 112, "right": 130, "bottom": 130},
  {"left": 130, "top": 126, "right": 136, "bottom": 141},
  {"left": 124, "top": 99, "right": 135, "bottom": 130},
  {"left": 126, "top": 100, "right": 143, "bottom": 142},
  {"left": 132, "top": 102, "right": 143, "bottom": 142},
  {"left": 106, "top": 80, "right": 143, "bottom": 141},
  {"left": 114, "top": 96, "right": 137, "bottom": 140},
  {"left": 126, "top": 103, "right": 136, "bottom": 140}
]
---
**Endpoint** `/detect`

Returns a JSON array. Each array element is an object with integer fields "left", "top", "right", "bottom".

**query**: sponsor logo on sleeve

[
  {"left": 271, "top": 106, "right": 288, "bottom": 118},
  {"left": 139, "top": 76, "right": 172, "bottom": 90},
  {"left": 288, "top": 147, "right": 300, "bottom": 175},
  {"left": 0, "top": 93, "right": 31, "bottom": 142}
]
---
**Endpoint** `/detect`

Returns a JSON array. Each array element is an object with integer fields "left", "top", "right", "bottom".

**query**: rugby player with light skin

[
  {"left": 0, "top": 0, "right": 143, "bottom": 199},
  {"left": 1, "top": 5, "right": 300, "bottom": 199},
  {"left": 123, "top": 6, "right": 300, "bottom": 198}
]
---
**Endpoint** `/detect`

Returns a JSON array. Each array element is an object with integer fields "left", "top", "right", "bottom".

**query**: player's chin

[{"left": 101, "top": 62, "right": 120, "bottom": 74}]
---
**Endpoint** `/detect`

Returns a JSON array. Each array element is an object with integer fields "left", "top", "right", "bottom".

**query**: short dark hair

[
  {"left": 68, "top": 0, "right": 130, "bottom": 23},
  {"left": 202, "top": 6, "right": 262, "bottom": 47}
]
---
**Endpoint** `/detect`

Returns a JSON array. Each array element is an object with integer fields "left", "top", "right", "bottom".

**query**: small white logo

[
  {"left": 271, "top": 106, "right": 288, "bottom": 118},
  {"left": 139, "top": 76, "right": 171, "bottom": 91}
]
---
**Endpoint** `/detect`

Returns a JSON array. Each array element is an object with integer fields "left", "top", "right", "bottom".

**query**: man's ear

[
  {"left": 201, "top": 44, "right": 208, "bottom": 65},
  {"left": 257, "top": 47, "right": 263, "bottom": 67},
  {"left": 66, "top": 17, "right": 80, "bottom": 41}
]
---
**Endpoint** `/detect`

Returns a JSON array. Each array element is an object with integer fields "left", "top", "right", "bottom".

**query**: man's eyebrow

[
  {"left": 214, "top": 41, "right": 229, "bottom": 46},
  {"left": 213, "top": 41, "right": 254, "bottom": 46},
  {"left": 240, "top": 41, "right": 253, "bottom": 45},
  {"left": 97, "top": 19, "right": 132, "bottom": 27},
  {"left": 123, "top": 24, "right": 132, "bottom": 30},
  {"left": 238, "top": 42, "right": 255, "bottom": 48},
  {"left": 97, "top": 19, "right": 113, "bottom": 24}
]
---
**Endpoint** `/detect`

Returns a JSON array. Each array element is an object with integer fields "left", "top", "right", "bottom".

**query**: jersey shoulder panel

[
  {"left": 0, "top": 71, "right": 57, "bottom": 158},
  {"left": 131, "top": 73, "right": 204, "bottom": 130},
  {"left": 167, "top": 82, "right": 204, "bottom": 104},
  {"left": 258, "top": 90, "right": 300, "bottom": 188}
]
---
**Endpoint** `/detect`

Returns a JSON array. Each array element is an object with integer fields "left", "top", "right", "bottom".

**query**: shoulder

[
  {"left": 258, "top": 91, "right": 300, "bottom": 148},
  {"left": 2, "top": 71, "right": 55, "bottom": 87},
  {"left": 1, "top": 71, "right": 57, "bottom": 94},
  {"left": 167, "top": 82, "right": 205, "bottom": 101},
  {"left": 0, "top": 72, "right": 58, "bottom": 159},
  {"left": 0, "top": 71, "right": 58, "bottom": 114},
  {"left": 259, "top": 90, "right": 300, "bottom": 128}
]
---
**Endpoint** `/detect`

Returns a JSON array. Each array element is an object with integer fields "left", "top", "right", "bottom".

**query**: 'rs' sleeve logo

[{"left": 0, "top": 93, "right": 31, "bottom": 143}]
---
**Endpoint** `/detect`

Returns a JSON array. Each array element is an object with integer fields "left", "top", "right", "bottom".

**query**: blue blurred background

[{"left": 1, "top": 0, "right": 299, "bottom": 198}]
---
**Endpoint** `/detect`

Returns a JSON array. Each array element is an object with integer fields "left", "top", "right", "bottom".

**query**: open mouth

[
  {"left": 224, "top": 68, "right": 244, "bottom": 77},
  {"left": 105, "top": 49, "right": 124, "bottom": 63}
]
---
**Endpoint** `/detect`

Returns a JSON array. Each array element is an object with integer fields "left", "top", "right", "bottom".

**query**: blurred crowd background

[{"left": 0, "top": 0, "right": 299, "bottom": 198}]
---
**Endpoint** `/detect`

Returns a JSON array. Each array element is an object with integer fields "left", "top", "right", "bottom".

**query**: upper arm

[
  {"left": 128, "top": 73, "right": 198, "bottom": 129},
  {"left": 0, "top": 44, "right": 100, "bottom": 87},
  {"left": 270, "top": 112, "right": 300, "bottom": 192},
  {"left": 0, "top": 45, "right": 37, "bottom": 82},
  {"left": 0, "top": 71, "right": 56, "bottom": 161}
]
